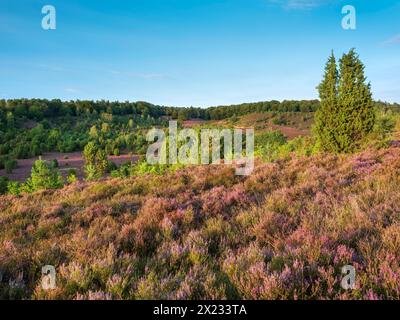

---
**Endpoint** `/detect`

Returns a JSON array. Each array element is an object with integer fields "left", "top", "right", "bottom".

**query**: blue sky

[{"left": 0, "top": 0, "right": 399, "bottom": 107}]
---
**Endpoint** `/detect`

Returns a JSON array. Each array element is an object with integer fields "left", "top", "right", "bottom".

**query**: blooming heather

[{"left": 0, "top": 146, "right": 400, "bottom": 299}]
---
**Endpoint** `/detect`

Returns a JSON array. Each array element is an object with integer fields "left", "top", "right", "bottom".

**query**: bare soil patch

[
  {"left": 0, "top": 152, "right": 140, "bottom": 182},
  {"left": 270, "top": 125, "right": 310, "bottom": 140},
  {"left": 183, "top": 119, "right": 207, "bottom": 128}
]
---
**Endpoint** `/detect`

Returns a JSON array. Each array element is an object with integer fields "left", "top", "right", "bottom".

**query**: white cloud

[
  {"left": 110, "top": 70, "right": 167, "bottom": 79},
  {"left": 131, "top": 73, "right": 167, "bottom": 79},
  {"left": 64, "top": 88, "right": 80, "bottom": 93},
  {"left": 384, "top": 34, "right": 400, "bottom": 45},
  {"left": 268, "top": 0, "right": 336, "bottom": 9}
]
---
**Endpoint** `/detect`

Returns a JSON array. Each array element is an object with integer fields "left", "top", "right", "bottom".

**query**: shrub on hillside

[
  {"left": 83, "top": 142, "right": 110, "bottom": 180},
  {"left": 0, "top": 176, "right": 9, "bottom": 194},
  {"left": 255, "top": 130, "right": 287, "bottom": 161},
  {"left": 67, "top": 169, "right": 78, "bottom": 184},
  {"left": 50, "top": 159, "right": 59, "bottom": 168},
  {"left": 362, "top": 110, "right": 398, "bottom": 149},
  {"left": 277, "top": 136, "right": 317, "bottom": 159},
  {"left": 6, "top": 181, "right": 21, "bottom": 195},
  {"left": 4, "top": 159, "right": 17, "bottom": 174},
  {"left": 25, "top": 159, "right": 64, "bottom": 192}
]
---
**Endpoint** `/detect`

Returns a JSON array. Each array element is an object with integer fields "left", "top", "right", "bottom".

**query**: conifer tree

[
  {"left": 83, "top": 142, "right": 109, "bottom": 180},
  {"left": 314, "top": 51, "right": 339, "bottom": 151},
  {"left": 28, "top": 159, "right": 63, "bottom": 191},
  {"left": 314, "top": 49, "right": 375, "bottom": 153},
  {"left": 336, "top": 49, "right": 375, "bottom": 152}
]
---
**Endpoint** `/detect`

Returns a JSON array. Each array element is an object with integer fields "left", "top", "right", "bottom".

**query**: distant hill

[{"left": 2, "top": 99, "right": 398, "bottom": 124}]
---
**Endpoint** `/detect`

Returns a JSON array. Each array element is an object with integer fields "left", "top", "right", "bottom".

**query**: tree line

[{"left": 1, "top": 98, "right": 398, "bottom": 129}]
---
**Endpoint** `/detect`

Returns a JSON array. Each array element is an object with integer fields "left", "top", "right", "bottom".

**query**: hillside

[
  {"left": 0, "top": 110, "right": 313, "bottom": 182},
  {"left": 1, "top": 144, "right": 399, "bottom": 299},
  {"left": 206, "top": 112, "right": 313, "bottom": 139}
]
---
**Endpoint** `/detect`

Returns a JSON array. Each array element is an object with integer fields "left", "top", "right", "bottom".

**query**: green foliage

[
  {"left": 373, "top": 110, "right": 396, "bottom": 140},
  {"left": 111, "top": 162, "right": 135, "bottom": 178},
  {"left": 7, "top": 181, "right": 21, "bottom": 195},
  {"left": 272, "top": 115, "right": 288, "bottom": 126},
  {"left": 277, "top": 136, "right": 317, "bottom": 159},
  {"left": 83, "top": 142, "right": 110, "bottom": 180},
  {"left": 255, "top": 131, "right": 287, "bottom": 161},
  {"left": 314, "top": 49, "right": 375, "bottom": 153},
  {"left": 361, "top": 109, "right": 398, "bottom": 149},
  {"left": 67, "top": 169, "right": 78, "bottom": 184},
  {"left": 28, "top": 159, "right": 64, "bottom": 192},
  {"left": 314, "top": 51, "right": 339, "bottom": 152},
  {"left": 255, "top": 130, "right": 317, "bottom": 162},
  {"left": 111, "top": 159, "right": 183, "bottom": 179},
  {"left": 165, "top": 100, "right": 320, "bottom": 120},
  {"left": 83, "top": 142, "right": 98, "bottom": 166},
  {"left": 89, "top": 125, "right": 98, "bottom": 138},
  {"left": 50, "top": 159, "right": 59, "bottom": 168},
  {"left": 13, "top": 144, "right": 30, "bottom": 159},
  {"left": 4, "top": 159, "right": 17, "bottom": 173},
  {"left": 0, "top": 176, "right": 9, "bottom": 194},
  {"left": 134, "top": 161, "right": 168, "bottom": 176},
  {"left": 0, "top": 100, "right": 167, "bottom": 165},
  {"left": 84, "top": 164, "right": 98, "bottom": 181},
  {"left": 0, "top": 97, "right": 397, "bottom": 166}
]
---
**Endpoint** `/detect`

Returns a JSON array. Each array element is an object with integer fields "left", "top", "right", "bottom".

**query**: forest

[{"left": 0, "top": 98, "right": 322, "bottom": 174}]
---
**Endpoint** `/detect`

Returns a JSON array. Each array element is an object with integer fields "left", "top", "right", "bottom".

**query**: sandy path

[{"left": 0, "top": 152, "right": 140, "bottom": 182}]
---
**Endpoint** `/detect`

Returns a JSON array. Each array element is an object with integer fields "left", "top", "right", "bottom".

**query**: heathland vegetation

[{"left": 0, "top": 49, "right": 400, "bottom": 299}]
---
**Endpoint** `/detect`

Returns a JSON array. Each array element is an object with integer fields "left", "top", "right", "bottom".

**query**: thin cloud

[
  {"left": 64, "top": 88, "right": 80, "bottom": 94},
  {"left": 37, "top": 64, "right": 67, "bottom": 72},
  {"left": 383, "top": 34, "right": 400, "bottom": 45},
  {"left": 110, "top": 70, "right": 168, "bottom": 80},
  {"left": 268, "top": 0, "right": 336, "bottom": 9},
  {"left": 131, "top": 73, "right": 167, "bottom": 80}
]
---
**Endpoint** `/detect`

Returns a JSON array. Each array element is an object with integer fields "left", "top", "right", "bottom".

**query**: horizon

[{"left": 1, "top": 0, "right": 399, "bottom": 107}]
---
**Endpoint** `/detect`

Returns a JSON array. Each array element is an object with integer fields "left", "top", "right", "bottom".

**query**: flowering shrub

[{"left": 0, "top": 145, "right": 400, "bottom": 299}]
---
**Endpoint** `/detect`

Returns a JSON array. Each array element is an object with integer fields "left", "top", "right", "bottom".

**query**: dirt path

[
  {"left": 269, "top": 125, "right": 310, "bottom": 140},
  {"left": 183, "top": 119, "right": 207, "bottom": 127},
  {"left": 0, "top": 152, "right": 140, "bottom": 182}
]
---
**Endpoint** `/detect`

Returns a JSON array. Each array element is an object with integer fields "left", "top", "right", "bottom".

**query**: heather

[{"left": 1, "top": 144, "right": 399, "bottom": 300}]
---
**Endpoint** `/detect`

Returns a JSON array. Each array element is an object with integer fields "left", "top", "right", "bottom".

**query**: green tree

[
  {"left": 6, "top": 112, "right": 15, "bottom": 128},
  {"left": 314, "top": 51, "right": 339, "bottom": 152},
  {"left": 83, "top": 142, "right": 98, "bottom": 166},
  {"left": 89, "top": 125, "right": 98, "bottom": 139},
  {"left": 5, "top": 159, "right": 17, "bottom": 173},
  {"left": 314, "top": 49, "right": 375, "bottom": 153},
  {"left": 83, "top": 142, "right": 109, "bottom": 180},
  {"left": 113, "top": 148, "right": 120, "bottom": 156},
  {"left": 50, "top": 159, "right": 59, "bottom": 168},
  {"left": 95, "top": 148, "right": 109, "bottom": 176},
  {"left": 7, "top": 181, "right": 21, "bottom": 195},
  {"left": 28, "top": 159, "right": 63, "bottom": 191},
  {"left": 336, "top": 49, "right": 375, "bottom": 152},
  {"left": 67, "top": 169, "right": 78, "bottom": 183},
  {"left": 101, "top": 122, "right": 110, "bottom": 133}
]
